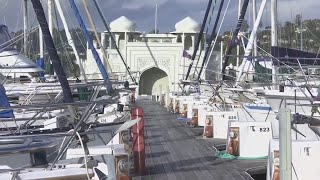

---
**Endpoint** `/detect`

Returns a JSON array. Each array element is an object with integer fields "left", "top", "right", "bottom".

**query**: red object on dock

[{"left": 131, "top": 108, "right": 145, "bottom": 174}]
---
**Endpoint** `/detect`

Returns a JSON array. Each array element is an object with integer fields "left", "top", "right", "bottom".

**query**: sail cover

[
  {"left": 271, "top": 46, "right": 320, "bottom": 66},
  {"left": 0, "top": 84, "right": 14, "bottom": 118}
]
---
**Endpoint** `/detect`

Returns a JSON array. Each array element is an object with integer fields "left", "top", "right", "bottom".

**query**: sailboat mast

[
  {"left": 271, "top": 0, "right": 278, "bottom": 46},
  {"left": 252, "top": 0, "right": 257, "bottom": 57},
  {"left": 48, "top": 0, "right": 53, "bottom": 34},
  {"left": 39, "top": 26, "right": 44, "bottom": 58},
  {"left": 184, "top": 0, "right": 213, "bottom": 81},
  {"left": 236, "top": 0, "right": 242, "bottom": 69},
  {"left": 23, "top": 0, "right": 28, "bottom": 56},
  {"left": 271, "top": 0, "right": 278, "bottom": 87},
  {"left": 31, "top": 0, "right": 74, "bottom": 103}
]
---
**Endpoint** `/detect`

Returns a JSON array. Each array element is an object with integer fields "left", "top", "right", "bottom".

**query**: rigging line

[
  {"left": 92, "top": 0, "right": 137, "bottom": 84},
  {"left": 53, "top": 0, "right": 77, "bottom": 78},
  {"left": 198, "top": 0, "right": 225, "bottom": 81},
  {"left": 206, "top": 0, "right": 231, "bottom": 72},
  {"left": 81, "top": 0, "right": 113, "bottom": 74},
  {"left": 184, "top": 0, "right": 214, "bottom": 81},
  {"left": 192, "top": 0, "right": 217, "bottom": 78},
  {"left": 68, "top": 0, "right": 112, "bottom": 92},
  {"left": 240, "top": 35, "right": 298, "bottom": 73},
  {"left": 61, "top": 3, "right": 87, "bottom": 56}
]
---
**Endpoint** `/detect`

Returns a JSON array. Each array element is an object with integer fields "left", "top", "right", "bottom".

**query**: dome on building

[
  {"left": 110, "top": 16, "right": 137, "bottom": 32},
  {"left": 174, "top": 17, "right": 200, "bottom": 33}
]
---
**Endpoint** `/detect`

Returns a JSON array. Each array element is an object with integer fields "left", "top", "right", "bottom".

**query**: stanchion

[{"left": 131, "top": 107, "right": 145, "bottom": 174}]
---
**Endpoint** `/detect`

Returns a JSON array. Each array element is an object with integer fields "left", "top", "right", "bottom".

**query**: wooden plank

[{"left": 133, "top": 100, "right": 266, "bottom": 180}]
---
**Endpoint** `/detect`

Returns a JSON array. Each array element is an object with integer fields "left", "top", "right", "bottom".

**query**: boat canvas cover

[
  {"left": 271, "top": 46, "right": 320, "bottom": 66},
  {"left": 0, "top": 84, "right": 13, "bottom": 118}
]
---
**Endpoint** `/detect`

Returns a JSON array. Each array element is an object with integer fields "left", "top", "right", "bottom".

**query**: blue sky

[{"left": 1, "top": 0, "right": 320, "bottom": 34}]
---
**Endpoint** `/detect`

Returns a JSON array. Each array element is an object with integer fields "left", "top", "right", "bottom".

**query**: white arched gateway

[
  {"left": 138, "top": 67, "right": 169, "bottom": 95},
  {"left": 85, "top": 16, "right": 220, "bottom": 95}
]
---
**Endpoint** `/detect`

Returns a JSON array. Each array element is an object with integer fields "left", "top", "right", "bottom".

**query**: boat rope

[
  {"left": 76, "top": 131, "right": 91, "bottom": 180},
  {"left": 81, "top": 0, "right": 113, "bottom": 74}
]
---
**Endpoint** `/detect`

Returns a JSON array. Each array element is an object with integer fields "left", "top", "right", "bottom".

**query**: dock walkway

[{"left": 133, "top": 99, "right": 266, "bottom": 180}]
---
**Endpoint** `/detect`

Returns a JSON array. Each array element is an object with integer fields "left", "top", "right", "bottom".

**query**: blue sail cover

[
  {"left": 68, "top": 0, "right": 112, "bottom": 92},
  {"left": 0, "top": 84, "right": 14, "bottom": 118},
  {"left": 271, "top": 46, "right": 320, "bottom": 66}
]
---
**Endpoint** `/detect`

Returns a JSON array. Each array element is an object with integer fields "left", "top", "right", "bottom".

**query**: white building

[{"left": 85, "top": 16, "right": 220, "bottom": 95}]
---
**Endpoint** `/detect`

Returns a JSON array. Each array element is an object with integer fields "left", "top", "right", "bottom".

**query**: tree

[{"left": 240, "top": 19, "right": 249, "bottom": 32}]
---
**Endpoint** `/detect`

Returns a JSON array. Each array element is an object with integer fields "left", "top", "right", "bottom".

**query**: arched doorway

[{"left": 139, "top": 67, "right": 169, "bottom": 95}]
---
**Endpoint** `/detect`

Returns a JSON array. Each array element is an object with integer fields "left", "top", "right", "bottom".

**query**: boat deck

[{"left": 132, "top": 99, "right": 267, "bottom": 180}]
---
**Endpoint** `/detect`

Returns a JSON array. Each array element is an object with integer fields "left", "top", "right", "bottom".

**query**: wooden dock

[{"left": 132, "top": 99, "right": 267, "bottom": 180}]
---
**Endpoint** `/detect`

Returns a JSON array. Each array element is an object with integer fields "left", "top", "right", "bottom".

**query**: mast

[
  {"left": 236, "top": 0, "right": 242, "bottom": 69},
  {"left": 68, "top": 0, "right": 112, "bottom": 92},
  {"left": 252, "top": 0, "right": 257, "bottom": 57},
  {"left": 271, "top": 0, "right": 278, "bottom": 47},
  {"left": 222, "top": 0, "right": 250, "bottom": 78},
  {"left": 235, "top": 0, "right": 267, "bottom": 86},
  {"left": 271, "top": 0, "right": 278, "bottom": 87},
  {"left": 54, "top": 0, "right": 87, "bottom": 81},
  {"left": 39, "top": 26, "right": 44, "bottom": 58},
  {"left": 23, "top": 0, "right": 28, "bottom": 56},
  {"left": 31, "top": 0, "right": 76, "bottom": 118},
  {"left": 48, "top": 0, "right": 53, "bottom": 34},
  {"left": 185, "top": 0, "right": 213, "bottom": 81},
  {"left": 198, "top": 0, "right": 225, "bottom": 80}
]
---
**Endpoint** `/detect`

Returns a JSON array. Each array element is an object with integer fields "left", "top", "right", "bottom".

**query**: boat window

[{"left": 20, "top": 76, "right": 30, "bottom": 83}]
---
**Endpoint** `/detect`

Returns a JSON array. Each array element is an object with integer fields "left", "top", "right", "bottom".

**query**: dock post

[
  {"left": 278, "top": 109, "right": 292, "bottom": 180},
  {"left": 131, "top": 107, "right": 145, "bottom": 174}
]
